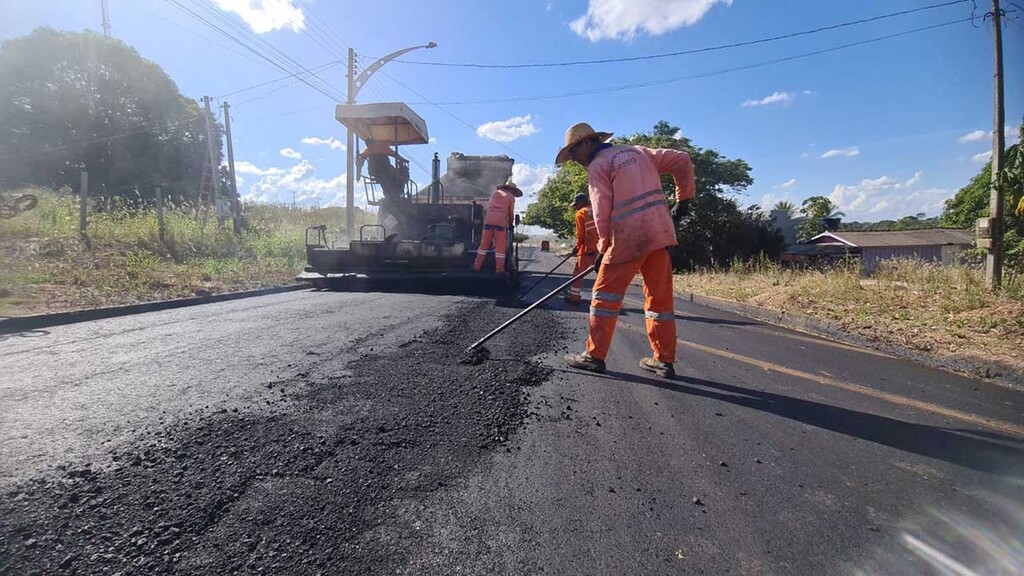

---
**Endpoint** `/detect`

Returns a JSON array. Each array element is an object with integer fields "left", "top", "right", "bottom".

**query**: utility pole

[
  {"left": 201, "top": 96, "right": 220, "bottom": 224},
  {"left": 222, "top": 101, "right": 242, "bottom": 234},
  {"left": 986, "top": 0, "right": 1006, "bottom": 290},
  {"left": 100, "top": 0, "right": 111, "bottom": 37},
  {"left": 345, "top": 47, "right": 356, "bottom": 242}
]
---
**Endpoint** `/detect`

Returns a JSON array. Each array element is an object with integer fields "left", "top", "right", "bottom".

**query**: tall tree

[
  {"left": 524, "top": 121, "right": 782, "bottom": 268},
  {"left": 772, "top": 200, "right": 797, "bottom": 218},
  {"left": 0, "top": 28, "right": 220, "bottom": 202},
  {"left": 942, "top": 122, "right": 1024, "bottom": 270}
]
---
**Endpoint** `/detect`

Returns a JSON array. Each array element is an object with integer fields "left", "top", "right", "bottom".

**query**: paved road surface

[{"left": 2, "top": 249, "right": 1022, "bottom": 575}]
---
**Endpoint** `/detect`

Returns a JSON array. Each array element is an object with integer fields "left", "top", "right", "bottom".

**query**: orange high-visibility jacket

[
  {"left": 586, "top": 145, "right": 695, "bottom": 264},
  {"left": 484, "top": 188, "right": 516, "bottom": 228},
  {"left": 574, "top": 206, "right": 599, "bottom": 256}
]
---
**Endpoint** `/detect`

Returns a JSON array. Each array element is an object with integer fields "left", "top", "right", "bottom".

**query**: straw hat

[
  {"left": 497, "top": 181, "right": 523, "bottom": 197},
  {"left": 556, "top": 122, "right": 613, "bottom": 165}
]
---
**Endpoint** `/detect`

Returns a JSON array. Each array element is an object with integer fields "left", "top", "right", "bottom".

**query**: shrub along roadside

[
  {"left": 0, "top": 189, "right": 366, "bottom": 316},
  {"left": 673, "top": 258, "right": 1024, "bottom": 378}
]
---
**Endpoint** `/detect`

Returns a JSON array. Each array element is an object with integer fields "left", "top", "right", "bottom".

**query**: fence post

[
  {"left": 79, "top": 170, "right": 91, "bottom": 249},
  {"left": 156, "top": 186, "right": 165, "bottom": 247}
]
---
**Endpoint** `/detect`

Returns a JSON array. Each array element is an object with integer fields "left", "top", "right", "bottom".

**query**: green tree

[
  {"left": 772, "top": 200, "right": 797, "bottom": 218},
  {"left": 0, "top": 28, "right": 221, "bottom": 202},
  {"left": 525, "top": 121, "right": 782, "bottom": 268},
  {"left": 796, "top": 195, "right": 846, "bottom": 241},
  {"left": 523, "top": 162, "right": 588, "bottom": 239},
  {"left": 941, "top": 121, "right": 1024, "bottom": 270}
]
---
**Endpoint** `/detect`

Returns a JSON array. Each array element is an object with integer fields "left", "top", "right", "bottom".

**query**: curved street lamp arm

[{"left": 352, "top": 42, "right": 436, "bottom": 100}]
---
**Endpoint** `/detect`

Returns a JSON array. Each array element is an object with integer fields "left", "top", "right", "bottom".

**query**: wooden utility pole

[
  {"left": 100, "top": 0, "right": 111, "bottom": 37},
  {"left": 986, "top": 0, "right": 1006, "bottom": 290},
  {"left": 222, "top": 101, "right": 242, "bottom": 234},
  {"left": 201, "top": 96, "right": 220, "bottom": 225},
  {"left": 345, "top": 47, "right": 356, "bottom": 242}
]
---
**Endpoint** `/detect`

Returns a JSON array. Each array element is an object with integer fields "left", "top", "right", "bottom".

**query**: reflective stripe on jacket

[
  {"left": 574, "top": 206, "right": 599, "bottom": 256},
  {"left": 484, "top": 188, "right": 515, "bottom": 227},
  {"left": 587, "top": 145, "right": 695, "bottom": 264}
]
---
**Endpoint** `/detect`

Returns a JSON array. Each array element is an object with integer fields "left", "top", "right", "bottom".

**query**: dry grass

[
  {"left": 674, "top": 258, "right": 1024, "bottom": 375},
  {"left": 0, "top": 189, "right": 367, "bottom": 316}
]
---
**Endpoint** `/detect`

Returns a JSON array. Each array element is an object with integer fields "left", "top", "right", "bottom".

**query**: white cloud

[
  {"left": 300, "top": 136, "right": 345, "bottom": 151},
  {"left": 802, "top": 89, "right": 815, "bottom": 95},
  {"left": 476, "top": 115, "right": 538, "bottom": 142},
  {"left": 280, "top": 147, "right": 302, "bottom": 159},
  {"left": 212, "top": 0, "right": 305, "bottom": 34},
  {"left": 234, "top": 161, "right": 284, "bottom": 176},
  {"left": 773, "top": 178, "right": 797, "bottom": 189},
  {"left": 741, "top": 91, "right": 794, "bottom": 108},
  {"left": 828, "top": 171, "right": 947, "bottom": 220},
  {"left": 241, "top": 159, "right": 358, "bottom": 209},
  {"left": 820, "top": 147, "right": 860, "bottom": 159},
  {"left": 971, "top": 151, "right": 992, "bottom": 163},
  {"left": 512, "top": 163, "right": 556, "bottom": 206},
  {"left": 958, "top": 127, "right": 1018, "bottom": 144},
  {"left": 428, "top": 137, "right": 437, "bottom": 144},
  {"left": 958, "top": 130, "right": 987, "bottom": 143},
  {"left": 570, "top": 0, "right": 731, "bottom": 42}
]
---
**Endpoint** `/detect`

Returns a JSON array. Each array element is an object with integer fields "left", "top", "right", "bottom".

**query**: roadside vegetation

[
  {"left": 0, "top": 189, "right": 361, "bottom": 316},
  {"left": 674, "top": 258, "right": 1024, "bottom": 376}
]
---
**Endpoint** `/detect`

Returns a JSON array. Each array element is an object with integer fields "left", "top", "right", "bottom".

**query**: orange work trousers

[
  {"left": 587, "top": 248, "right": 676, "bottom": 363},
  {"left": 473, "top": 224, "right": 508, "bottom": 273},
  {"left": 568, "top": 252, "right": 597, "bottom": 301}
]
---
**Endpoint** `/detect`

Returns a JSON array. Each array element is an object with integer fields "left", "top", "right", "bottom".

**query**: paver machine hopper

[{"left": 297, "top": 102, "right": 521, "bottom": 292}]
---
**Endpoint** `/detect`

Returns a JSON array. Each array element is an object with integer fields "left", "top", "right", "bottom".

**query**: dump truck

[{"left": 296, "top": 102, "right": 521, "bottom": 291}]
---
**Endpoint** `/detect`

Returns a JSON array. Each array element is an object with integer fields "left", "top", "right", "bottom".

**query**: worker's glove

[
  {"left": 593, "top": 252, "right": 604, "bottom": 269},
  {"left": 671, "top": 200, "right": 691, "bottom": 224}
]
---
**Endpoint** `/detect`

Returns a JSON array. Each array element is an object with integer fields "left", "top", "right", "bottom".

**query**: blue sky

[{"left": 3, "top": 0, "right": 1023, "bottom": 222}]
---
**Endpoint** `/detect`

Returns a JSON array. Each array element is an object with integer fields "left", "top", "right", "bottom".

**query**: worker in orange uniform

[
  {"left": 357, "top": 139, "right": 409, "bottom": 199},
  {"left": 556, "top": 122, "right": 694, "bottom": 379},
  {"left": 566, "top": 192, "right": 599, "bottom": 305},
  {"left": 473, "top": 181, "right": 523, "bottom": 275}
]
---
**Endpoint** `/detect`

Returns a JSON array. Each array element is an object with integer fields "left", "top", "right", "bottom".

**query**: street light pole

[{"left": 344, "top": 42, "right": 436, "bottom": 244}]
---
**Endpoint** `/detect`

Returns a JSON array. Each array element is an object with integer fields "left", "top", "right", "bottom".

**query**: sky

[{"left": 2, "top": 0, "right": 1023, "bottom": 224}]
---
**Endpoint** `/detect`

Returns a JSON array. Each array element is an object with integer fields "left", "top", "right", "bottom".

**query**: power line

[
  {"left": 116, "top": 0, "right": 269, "bottom": 67},
  {"left": 386, "top": 0, "right": 970, "bottom": 69},
  {"left": 217, "top": 60, "right": 341, "bottom": 98},
  {"left": 186, "top": 0, "right": 344, "bottom": 100},
  {"left": 402, "top": 17, "right": 972, "bottom": 106},
  {"left": 163, "top": 0, "right": 344, "bottom": 102},
  {"left": 0, "top": 112, "right": 205, "bottom": 160},
  {"left": 375, "top": 70, "right": 536, "bottom": 165}
]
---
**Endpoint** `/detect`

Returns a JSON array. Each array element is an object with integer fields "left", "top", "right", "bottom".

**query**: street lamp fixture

[{"left": 344, "top": 42, "right": 437, "bottom": 239}]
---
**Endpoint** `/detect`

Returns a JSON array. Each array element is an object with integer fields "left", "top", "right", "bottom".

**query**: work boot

[
  {"left": 640, "top": 357, "right": 675, "bottom": 379},
  {"left": 565, "top": 352, "right": 606, "bottom": 374},
  {"left": 565, "top": 295, "right": 582, "bottom": 306}
]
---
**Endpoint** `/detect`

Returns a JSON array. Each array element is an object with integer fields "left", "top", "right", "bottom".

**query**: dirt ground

[{"left": 0, "top": 301, "right": 564, "bottom": 575}]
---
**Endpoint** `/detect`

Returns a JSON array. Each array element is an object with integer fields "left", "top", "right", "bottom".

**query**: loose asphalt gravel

[
  {"left": 2, "top": 250, "right": 1023, "bottom": 575},
  {"left": 1, "top": 285, "right": 565, "bottom": 575}
]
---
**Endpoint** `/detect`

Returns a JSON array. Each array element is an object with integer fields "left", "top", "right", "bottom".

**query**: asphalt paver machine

[{"left": 297, "top": 102, "right": 521, "bottom": 292}]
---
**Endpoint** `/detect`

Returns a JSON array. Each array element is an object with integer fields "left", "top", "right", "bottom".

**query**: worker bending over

[
  {"left": 556, "top": 122, "right": 694, "bottom": 379},
  {"left": 473, "top": 181, "right": 522, "bottom": 275},
  {"left": 566, "top": 192, "right": 598, "bottom": 305}
]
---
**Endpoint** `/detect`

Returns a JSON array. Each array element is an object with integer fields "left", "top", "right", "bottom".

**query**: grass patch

[
  {"left": 0, "top": 188, "right": 368, "bottom": 316},
  {"left": 675, "top": 258, "right": 1024, "bottom": 374}
]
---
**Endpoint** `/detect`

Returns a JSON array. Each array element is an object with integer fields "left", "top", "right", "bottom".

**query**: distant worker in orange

[
  {"left": 473, "top": 181, "right": 523, "bottom": 275},
  {"left": 556, "top": 122, "right": 694, "bottom": 379},
  {"left": 357, "top": 139, "right": 409, "bottom": 199},
  {"left": 566, "top": 192, "right": 598, "bottom": 305}
]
